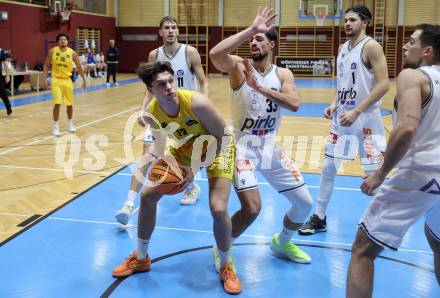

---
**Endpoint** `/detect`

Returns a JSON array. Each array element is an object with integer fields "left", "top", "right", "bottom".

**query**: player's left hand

[
  {"left": 243, "top": 58, "right": 260, "bottom": 90},
  {"left": 360, "top": 172, "right": 384, "bottom": 196},
  {"left": 339, "top": 109, "right": 360, "bottom": 126},
  {"left": 250, "top": 7, "right": 277, "bottom": 34}
]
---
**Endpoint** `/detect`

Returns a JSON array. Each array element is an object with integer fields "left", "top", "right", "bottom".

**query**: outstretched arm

[
  {"left": 191, "top": 92, "right": 231, "bottom": 157},
  {"left": 187, "top": 46, "right": 208, "bottom": 96},
  {"left": 361, "top": 69, "right": 423, "bottom": 195},
  {"left": 209, "top": 7, "right": 276, "bottom": 74}
]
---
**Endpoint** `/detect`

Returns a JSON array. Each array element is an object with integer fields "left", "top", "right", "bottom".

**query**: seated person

[
  {"left": 2, "top": 53, "right": 24, "bottom": 92},
  {"left": 86, "top": 48, "right": 98, "bottom": 78},
  {"left": 95, "top": 51, "right": 107, "bottom": 76}
]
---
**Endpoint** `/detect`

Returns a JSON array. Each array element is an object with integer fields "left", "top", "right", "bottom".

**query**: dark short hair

[
  {"left": 136, "top": 61, "right": 175, "bottom": 87},
  {"left": 159, "top": 16, "right": 178, "bottom": 28},
  {"left": 345, "top": 5, "right": 372, "bottom": 24},
  {"left": 56, "top": 33, "right": 69, "bottom": 42},
  {"left": 416, "top": 24, "right": 440, "bottom": 62},
  {"left": 265, "top": 28, "right": 278, "bottom": 42}
]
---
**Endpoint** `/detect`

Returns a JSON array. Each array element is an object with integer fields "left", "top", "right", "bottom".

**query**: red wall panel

[
  {"left": 0, "top": 2, "right": 115, "bottom": 69},
  {"left": 115, "top": 27, "right": 161, "bottom": 73}
]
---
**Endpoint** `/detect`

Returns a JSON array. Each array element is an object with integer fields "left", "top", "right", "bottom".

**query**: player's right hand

[
  {"left": 324, "top": 104, "right": 336, "bottom": 119},
  {"left": 137, "top": 111, "right": 147, "bottom": 127},
  {"left": 179, "top": 164, "right": 195, "bottom": 191},
  {"left": 43, "top": 80, "right": 48, "bottom": 90}
]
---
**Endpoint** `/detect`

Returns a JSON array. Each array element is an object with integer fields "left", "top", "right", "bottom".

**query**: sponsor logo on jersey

[
  {"left": 337, "top": 87, "right": 357, "bottom": 104},
  {"left": 240, "top": 114, "right": 276, "bottom": 131},
  {"left": 177, "top": 69, "right": 184, "bottom": 76},
  {"left": 185, "top": 117, "right": 198, "bottom": 126},
  {"left": 351, "top": 62, "right": 357, "bottom": 69},
  {"left": 420, "top": 178, "right": 440, "bottom": 195}
]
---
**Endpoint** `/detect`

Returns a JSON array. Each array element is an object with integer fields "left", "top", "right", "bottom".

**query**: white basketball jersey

[
  {"left": 397, "top": 65, "right": 440, "bottom": 171},
  {"left": 336, "top": 37, "right": 382, "bottom": 112},
  {"left": 156, "top": 44, "right": 197, "bottom": 90},
  {"left": 231, "top": 64, "right": 282, "bottom": 136}
]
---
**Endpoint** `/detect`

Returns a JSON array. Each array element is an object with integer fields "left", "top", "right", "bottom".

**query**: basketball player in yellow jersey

[
  {"left": 112, "top": 61, "right": 242, "bottom": 294},
  {"left": 43, "top": 33, "right": 86, "bottom": 137}
]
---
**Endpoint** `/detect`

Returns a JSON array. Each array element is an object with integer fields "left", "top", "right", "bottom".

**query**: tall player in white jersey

[
  {"left": 347, "top": 24, "right": 440, "bottom": 297},
  {"left": 299, "top": 5, "right": 390, "bottom": 235},
  {"left": 115, "top": 16, "right": 208, "bottom": 224},
  {"left": 210, "top": 7, "right": 314, "bottom": 265}
]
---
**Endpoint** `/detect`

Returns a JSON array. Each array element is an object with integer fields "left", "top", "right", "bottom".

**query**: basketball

[{"left": 148, "top": 159, "right": 187, "bottom": 195}]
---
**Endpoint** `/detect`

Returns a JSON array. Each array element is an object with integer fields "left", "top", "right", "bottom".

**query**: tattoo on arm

[{"left": 406, "top": 114, "right": 420, "bottom": 122}]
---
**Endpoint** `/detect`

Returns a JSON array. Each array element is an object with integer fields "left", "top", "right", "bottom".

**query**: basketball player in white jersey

[
  {"left": 299, "top": 5, "right": 390, "bottom": 235},
  {"left": 115, "top": 16, "right": 208, "bottom": 224},
  {"left": 347, "top": 24, "right": 440, "bottom": 297},
  {"left": 209, "top": 7, "right": 314, "bottom": 266}
]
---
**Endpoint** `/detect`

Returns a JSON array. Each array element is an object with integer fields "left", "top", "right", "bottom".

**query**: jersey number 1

[
  {"left": 352, "top": 72, "right": 356, "bottom": 85},
  {"left": 177, "top": 77, "right": 184, "bottom": 88}
]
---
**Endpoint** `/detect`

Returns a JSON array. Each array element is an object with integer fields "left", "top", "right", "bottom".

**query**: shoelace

[
  {"left": 221, "top": 265, "right": 237, "bottom": 281},
  {"left": 309, "top": 215, "right": 322, "bottom": 226}
]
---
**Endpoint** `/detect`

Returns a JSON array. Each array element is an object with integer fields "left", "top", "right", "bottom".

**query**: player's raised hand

[{"left": 250, "top": 7, "right": 277, "bottom": 34}]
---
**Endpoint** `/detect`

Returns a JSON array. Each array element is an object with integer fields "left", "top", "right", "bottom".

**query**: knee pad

[
  {"left": 283, "top": 185, "right": 313, "bottom": 223},
  {"left": 322, "top": 156, "right": 341, "bottom": 179},
  {"left": 316, "top": 156, "right": 341, "bottom": 204}
]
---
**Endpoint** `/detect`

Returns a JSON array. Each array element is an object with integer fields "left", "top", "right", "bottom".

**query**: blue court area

[{"left": 0, "top": 167, "right": 438, "bottom": 297}]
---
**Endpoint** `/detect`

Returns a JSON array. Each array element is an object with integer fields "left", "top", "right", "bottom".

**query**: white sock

[
  {"left": 53, "top": 121, "right": 59, "bottom": 127},
  {"left": 218, "top": 249, "right": 231, "bottom": 267},
  {"left": 67, "top": 119, "right": 73, "bottom": 125},
  {"left": 126, "top": 190, "right": 137, "bottom": 207},
  {"left": 278, "top": 227, "right": 295, "bottom": 244},
  {"left": 137, "top": 238, "right": 150, "bottom": 259}
]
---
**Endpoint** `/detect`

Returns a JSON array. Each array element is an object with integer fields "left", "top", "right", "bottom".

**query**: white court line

[
  {"left": 0, "top": 106, "right": 138, "bottom": 156},
  {"left": 0, "top": 164, "right": 362, "bottom": 192},
  {"left": 0, "top": 165, "right": 114, "bottom": 176},
  {"left": 0, "top": 211, "right": 431, "bottom": 255}
]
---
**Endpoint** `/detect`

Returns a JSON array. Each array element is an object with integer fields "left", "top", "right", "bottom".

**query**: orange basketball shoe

[
  {"left": 220, "top": 261, "right": 242, "bottom": 294},
  {"left": 112, "top": 252, "right": 151, "bottom": 277}
]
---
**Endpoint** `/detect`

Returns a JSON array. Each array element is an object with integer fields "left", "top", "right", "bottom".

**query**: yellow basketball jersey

[
  {"left": 147, "top": 89, "right": 209, "bottom": 164},
  {"left": 51, "top": 46, "right": 74, "bottom": 79}
]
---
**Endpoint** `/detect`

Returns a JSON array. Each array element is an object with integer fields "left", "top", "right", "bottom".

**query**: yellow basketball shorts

[
  {"left": 51, "top": 77, "right": 74, "bottom": 105},
  {"left": 168, "top": 137, "right": 235, "bottom": 180}
]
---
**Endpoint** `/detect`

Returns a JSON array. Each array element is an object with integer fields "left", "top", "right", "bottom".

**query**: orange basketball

[{"left": 148, "top": 159, "right": 187, "bottom": 195}]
